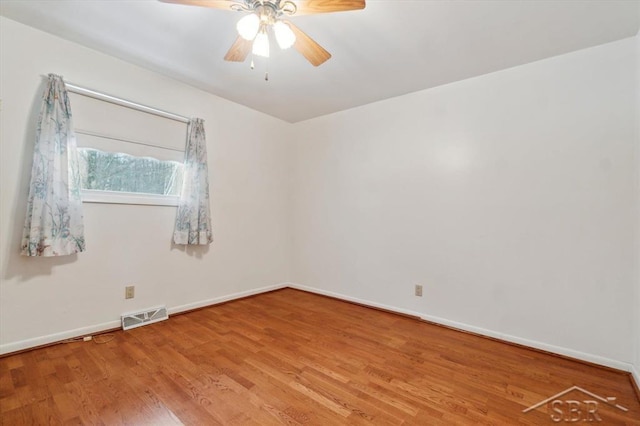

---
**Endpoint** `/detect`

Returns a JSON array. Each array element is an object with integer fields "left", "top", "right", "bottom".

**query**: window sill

[{"left": 81, "top": 190, "right": 179, "bottom": 206}]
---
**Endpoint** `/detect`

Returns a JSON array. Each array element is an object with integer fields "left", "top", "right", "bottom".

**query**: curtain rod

[{"left": 62, "top": 80, "right": 190, "bottom": 124}]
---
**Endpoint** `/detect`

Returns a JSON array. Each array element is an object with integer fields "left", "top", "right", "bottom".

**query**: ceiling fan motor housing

[{"left": 233, "top": 0, "right": 298, "bottom": 17}]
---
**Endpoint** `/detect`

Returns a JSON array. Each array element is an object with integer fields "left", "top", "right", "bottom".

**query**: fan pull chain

[{"left": 265, "top": 59, "right": 269, "bottom": 81}]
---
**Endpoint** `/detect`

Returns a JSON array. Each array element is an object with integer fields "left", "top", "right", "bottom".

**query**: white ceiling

[{"left": 1, "top": 0, "right": 638, "bottom": 122}]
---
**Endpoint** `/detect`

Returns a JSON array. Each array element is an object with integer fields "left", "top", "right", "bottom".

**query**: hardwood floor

[{"left": 1, "top": 288, "right": 639, "bottom": 425}]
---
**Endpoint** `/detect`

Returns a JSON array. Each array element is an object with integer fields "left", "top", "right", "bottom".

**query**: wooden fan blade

[
  {"left": 286, "top": 21, "right": 331, "bottom": 66},
  {"left": 159, "top": 0, "right": 237, "bottom": 10},
  {"left": 224, "top": 36, "right": 253, "bottom": 62},
  {"left": 289, "top": 0, "right": 365, "bottom": 16}
]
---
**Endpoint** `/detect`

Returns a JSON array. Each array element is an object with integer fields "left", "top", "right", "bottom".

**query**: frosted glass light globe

[
  {"left": 252, "top": 31, "right": 270, "bottom": 58},
  {"left": 237, "top": 14, "right": 260, "bottom": 40},
  {"left": 274, "top": 21, "right": 296, "bottom": 49}
]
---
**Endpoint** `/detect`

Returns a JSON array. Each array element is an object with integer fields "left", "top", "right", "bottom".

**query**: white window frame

[
  {"left": 77, "top": 143, "right": 184, "bottom": 207},
  {"left": 81, "top": 189, "right": 180, "bottom": 207}
]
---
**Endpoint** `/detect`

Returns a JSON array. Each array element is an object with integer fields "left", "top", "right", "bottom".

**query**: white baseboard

[
  {"left": 0, "top": 282, "right": 288, "bottom": 356},
  {"left": 287, "top": 283, "right": 635, "bottom": 373},
  {"left": 0, "top": 320, "right": 121, "bottom": 355},
  {"left": 632, "top": 365, "right": 640, "bottom": 392},
  {"left": 288, "top": 282, "right": 427, "bottom": 317},
  {"left": 168, "top": 282, "right": 288, "bottom": 315}
]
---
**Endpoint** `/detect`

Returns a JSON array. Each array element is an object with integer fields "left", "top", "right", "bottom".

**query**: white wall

[
  {"left": 290, "top": 37, "right": 638, "bottom": 368},
  {"left": 0, "top": 17, "right": 291, "bottom": 353}
]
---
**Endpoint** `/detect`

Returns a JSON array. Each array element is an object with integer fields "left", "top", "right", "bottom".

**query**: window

[
  {"left": 79, "top": 148, "right": 182, "bottom": 196},
  {"left": 78, "top": 147, "right": 183, "bottom": 205},
  {"left": 69, "top": 91, "right": 187, "bottom": 206}
]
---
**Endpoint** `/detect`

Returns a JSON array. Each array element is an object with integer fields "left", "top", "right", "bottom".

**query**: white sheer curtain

[
  {"left": 173, "top": 118, "right": 213, "bottom": 245},
  {"left": 21, "top": 74, "right": 85, "bottom": 256}
]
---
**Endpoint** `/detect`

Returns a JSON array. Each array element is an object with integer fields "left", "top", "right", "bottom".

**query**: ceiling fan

[{"left": 160, "top": 0, "right": 366, "bottom": 70}]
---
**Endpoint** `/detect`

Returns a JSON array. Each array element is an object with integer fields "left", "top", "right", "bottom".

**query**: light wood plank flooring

[{"left": 1, "top": 288, "right": 639, "bottom": 424}]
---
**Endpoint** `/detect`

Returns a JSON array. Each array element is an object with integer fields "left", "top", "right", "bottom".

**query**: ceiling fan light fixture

[
  {"left": 237, "top": 13, "right": 260, "bottom": 40},
  {"left": 161, "top": 0, "right": 366, "bottom": 71},
  {"left": 252, "top": 29, "right": 270, "bottom": 58},
  {"left": 273, "top": 21, "right": 296, "bottom": 49}
]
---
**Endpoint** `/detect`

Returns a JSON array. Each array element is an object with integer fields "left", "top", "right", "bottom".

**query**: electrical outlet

[
  {"left": 125, "top": 285, "right": 135, "bottom": 299},
  {"left": 415, "top": 284, "right": 423, "bottom": 297}
]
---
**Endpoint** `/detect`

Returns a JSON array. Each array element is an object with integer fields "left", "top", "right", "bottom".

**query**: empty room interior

[{"left": 1, "top": 0, "right": 639, "bottom": 424}]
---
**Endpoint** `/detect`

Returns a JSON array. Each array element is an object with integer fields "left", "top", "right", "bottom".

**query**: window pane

[{"left": 78, "top": 148, "right": 183, "bottom": 196}]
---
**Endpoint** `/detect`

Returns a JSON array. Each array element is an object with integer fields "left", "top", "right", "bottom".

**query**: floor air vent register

[{"left": 121, "top": 306, "right": 168, "bottom": 330}]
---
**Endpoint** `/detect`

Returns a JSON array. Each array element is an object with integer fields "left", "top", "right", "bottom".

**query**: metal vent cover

[{"left": 121, "top": 306, "right": 168, "bottom": 330}]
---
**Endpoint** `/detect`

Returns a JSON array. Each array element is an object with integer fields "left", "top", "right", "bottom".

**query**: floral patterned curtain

[
  {"left": 173, "top": 118, "right": 213, "bottom": 245},
  {"left": 21, "top": 74, "right": 85, "bottom": 256}
]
